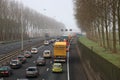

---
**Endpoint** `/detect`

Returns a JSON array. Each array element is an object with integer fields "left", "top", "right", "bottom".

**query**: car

[
  {"left": 52, "top": 63, "right": 63, "bottom": 73},
  {"left": 25, "top": 67, "right": 39, "bottom": 77},
  {"left": 44, "top": 40, "right": 49, "bottom": 45},
  {"left": 16, "top": 55, "right": 26, "bottom": 63},
  {"left": 17, "top": 79, "right": 29, "bottom": 80},
  {"left": 10, "top": 59, "right": 22, "bottom": 69},
  {"left": 43, "top": 50, "right": 51, "bottom": 58},
  {"left": 31, "top": 48, "right": 38, "bottom": 54},
  {"left": 24, "top": 51, "right": 32, "bottom": 58},
  {"left": 36, "top": 57, "right": 46, "bottom": 66},
  {"left": 51, "top": 39, "right": 56, "bottom": 43},
  {"left": 0, "top": 66, "right": 12, "bottom": 77}
]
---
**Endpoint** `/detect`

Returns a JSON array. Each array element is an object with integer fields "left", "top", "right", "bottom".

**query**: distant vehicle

[
  {"left": 45, "top": 33, "right": 49, "bottom": 38},
  {"left": 17, "top": 78, "right": 29, "bottom": 80},
  {"left": 36, "top": 57, "right": 46, "bottom": 66},
  {"left": 44, "top": 40, "right": 49, "bottom": 45},
  {"left": 52, "top": 63, "right": 63, "bottom": 73},
  {"left": 61, "top": 35, "right": 69, "bottom": 41},
  {"left": 17, "top": 55, "right": 26, "bottom": 63},
  {"left": 0, "top": 66, "right": 12, "bottom": 77},
  {"left": 61, "top": 35, "right": 70, "bottom": 47},
  {"left": 26, "top": 67, "right": 39, "bottom": 78},
  {"left": 50, "top": 39, "right": 56, "bottom": 43},
  {"left": 31, "top": 48, "right": 38, "bottom": 54},
  {"left": 24, "top": 51, "right": 32, "bottom": 58},
  {"left": 56, "top": 39, "right": 60, "bottom": 42},
  {"left": 43, "top": 50, "right": 51, "bottom": 58},
  {"left": 10, "top": 60, "right": 22, "bottom": 69},
  {"left": 53, "top": 42, "right": 67, "bottom": 62}
]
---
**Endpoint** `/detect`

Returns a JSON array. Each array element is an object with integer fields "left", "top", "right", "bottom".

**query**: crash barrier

[{"left": 78, "top": 40, "right": 120, "bottom": 80}]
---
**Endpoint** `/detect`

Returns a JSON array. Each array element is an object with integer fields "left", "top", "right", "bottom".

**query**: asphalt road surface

[
  {"left": 0, "top": 38, "right": 44, "bottom": 55},
  {"left": 0, "top": 38, "right": 88, "bottom": 80},
  {"left": 69, "top": 38, "right": 88, "bottom": 80},
  {"left": 2, "top": 43, "right": 67, "bottom": 80}
]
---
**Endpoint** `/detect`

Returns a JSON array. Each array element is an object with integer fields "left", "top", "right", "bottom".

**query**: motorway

[
  {"left": 0, "top": 38, "right": 43, "bottom": 56},
  {"left": 0, "top": 38, "right": 88, "bottom": 80}
]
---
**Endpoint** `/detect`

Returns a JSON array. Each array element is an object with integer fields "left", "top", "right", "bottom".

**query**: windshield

[
  {"left": 27, "top": 68, "right": 36, "bottom": 71},
  {"left": 32, "top": 49, "right": 37, "bottom": 51},
  {"left": 24, "top": 51, "right": 30, "bottom": 54},
  {"left": 0, "top": 67, "right": 8, "bottom": 70},
  {"left": 44, "top": 52, "right": 50, "bottom": 54},
  {"left": 53, "top": 65, "right": 61, "bottom": 68}
]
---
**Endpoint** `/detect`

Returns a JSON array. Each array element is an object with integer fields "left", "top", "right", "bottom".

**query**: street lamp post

[{"left": 21, "top": 0, "right": 23, "bottom": 51}]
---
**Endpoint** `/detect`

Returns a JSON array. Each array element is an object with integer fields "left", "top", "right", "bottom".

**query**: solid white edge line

[
  {"left": 67, "top": 38, "right": 73, "bottom": 80},
  {"left": 67, "top": 52, "right": 70, "bottom": 80}
]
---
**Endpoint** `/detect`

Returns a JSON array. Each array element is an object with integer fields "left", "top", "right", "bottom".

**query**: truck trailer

[{"left": 53, "top": 42, "right": 67, "bottom": 62}]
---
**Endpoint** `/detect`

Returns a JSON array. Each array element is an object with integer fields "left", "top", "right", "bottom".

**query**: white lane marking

[
  {"left": 0, "top": 78, "right": 3, "bottom": 80},
  {"left": 33, "top": 61, "right": 36, "bottom": 63},
  {"left": 38, "top": 45, "right": 44, "bottom": 49},
  {"left": 47, "top": 68, "right": 49, "bottom": 71},
  {"left": 50, "top": 61, "right": 52, "bottom": 64},
  {"left": 67, "top": 52, "right": 70, "bottom": 80}
]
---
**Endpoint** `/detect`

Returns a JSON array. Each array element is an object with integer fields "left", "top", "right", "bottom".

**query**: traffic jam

[{"left": 0, "top": 35, "right": 72, "bottom": 80}]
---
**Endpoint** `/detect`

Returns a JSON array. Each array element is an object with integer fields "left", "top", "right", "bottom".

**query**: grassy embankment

[{"left": 79, "top": 36, "right": 120, "bottom": 68}]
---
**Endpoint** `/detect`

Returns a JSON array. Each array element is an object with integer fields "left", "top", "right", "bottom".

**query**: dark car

[
  {"left": 17, "top": 79, "right": 29, "bottom": 80},
  {"left": 36, "top": 57, "right": 46, "bottom": 66},
  {"left": 26, "top": 67, "right": 39, "bottom": 78},
  {"left": 24, "top": 51, "right": 32, "bottom": 58},
  {"left": 0, "top": 66, "right": 12, "bottom": 77},
  {"left": 16, "top": 55, "right": 26, "bottom": 63},
  {"left": 10, "top": 59, "right": 22, "bottom": 69}
]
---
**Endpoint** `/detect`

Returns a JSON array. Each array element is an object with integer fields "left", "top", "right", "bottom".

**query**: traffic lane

[
  {"left": 0, "top": 38, "right": 43, "bottom": 55},
  {"left": 3, "top": 44, "right": 53, "bottom": 80},
  {"left": 3, "top": 43, "right": 68, "bottom": 80},
  {"left": 38, "top": 44, "right": 68, "bottom": 80},
  {"left": 44, "top": 62, "right": 67, "bottom": 80},
  {"left": 69, "top": 43, "right": 87, "bottom": 80}
]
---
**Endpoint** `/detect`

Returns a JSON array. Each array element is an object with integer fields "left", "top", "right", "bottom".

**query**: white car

[
  {"left": 44, "top": 41, "right": 49, "bottom": 45},
  {"left": 31, "top": 48, "right": 38, "bottom": 54},
  {"left": 43, "top": 50, "right": 51, "bottom": 58},
  {"left": 25, "top": 67, "right": 39, "bottom": 77}
]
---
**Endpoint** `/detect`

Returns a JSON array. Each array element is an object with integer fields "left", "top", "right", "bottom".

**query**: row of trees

[
  {"left": 0, "top": 0, "right": 65, "bottom": 41},
  {"left": 74, "top": 0, "right": 120, "bottom": 53}
]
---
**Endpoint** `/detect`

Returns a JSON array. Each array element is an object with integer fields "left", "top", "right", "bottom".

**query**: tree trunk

[
  {"left": 97, "top": 20, "right": 102, "bottom": 46},
  {"left": 118, "top": 0, "right": 120, "bottom": 45},
  {"left": 112, "top": 1, "right": 117, "bottom": 53},
  {"left": 105, "top": 2, "right": 109, "bottom": 49},
  {"left": 101, "top": 19, "right": 105, "bottom": 48}
]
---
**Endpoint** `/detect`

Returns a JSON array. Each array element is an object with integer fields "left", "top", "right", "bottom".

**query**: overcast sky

[{"left": 18, "top": 0, "right": 80, "bottom": 31}]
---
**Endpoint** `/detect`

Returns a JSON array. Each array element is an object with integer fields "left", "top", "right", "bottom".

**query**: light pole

[
  {"left": 43, "top": 9, "right": 47, "bottom": 39},
  {"left": 21, "top": 0, "right": 23, "bottom": 51}
]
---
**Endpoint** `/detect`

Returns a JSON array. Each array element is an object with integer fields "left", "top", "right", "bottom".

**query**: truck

[{"left": 53, "top": 42, "right": 67, "bottom": 62}]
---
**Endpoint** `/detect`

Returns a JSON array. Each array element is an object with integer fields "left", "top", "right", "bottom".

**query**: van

[{"left": 43, "top": 50, "right": 51, "bottom": 58}]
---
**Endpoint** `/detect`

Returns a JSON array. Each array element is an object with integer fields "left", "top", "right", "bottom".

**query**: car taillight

[
  {"left": 1, "top": 71, "right": 8, "bottom": 74},
  {"left": 23, "top": 58, "right": 26, "bottom": 60},
  {"left": 16, "top": 58, "right": 19, "bottom": 60},
  {"left": 4, "top": 71, "right": 8, "bottom": 73},
  {"left": 1, "top": 72, "right": 4, "bottom": 73}
]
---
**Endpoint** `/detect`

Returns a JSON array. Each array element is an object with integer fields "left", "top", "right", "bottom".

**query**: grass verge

[{"left": 79, "top": 36, "right": 120, "bottom": 68}]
